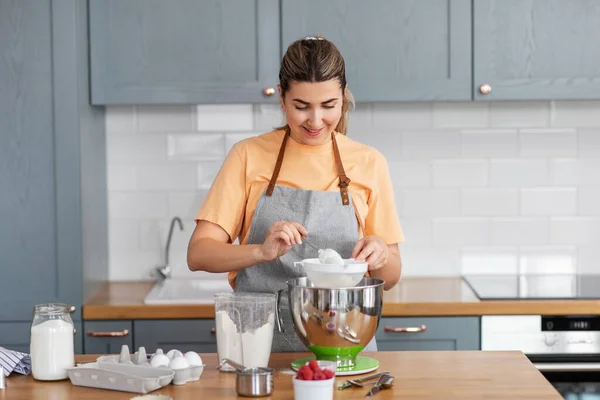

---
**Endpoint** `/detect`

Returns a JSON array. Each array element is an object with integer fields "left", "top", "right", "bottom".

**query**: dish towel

[{"left": 0, "top": 347, "right": 31, "bottom": 376}]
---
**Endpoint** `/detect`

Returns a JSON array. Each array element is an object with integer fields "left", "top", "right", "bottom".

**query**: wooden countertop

[
  {"left": 1, "top": 351, "right": 561, "bottom": 399},
  {"left": 82, "top": 277, "right": 600, "bottom": 320}
]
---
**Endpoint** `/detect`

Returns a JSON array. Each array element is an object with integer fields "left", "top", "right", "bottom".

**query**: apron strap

[
  {"left": 331, "top": 133, "right": 351, "bottom": 206},
  {"left": 266, "top": 128, "right": 291, "bottom": 197},
  {"left": 267, "top": 128, "right": 351, "bottom": 206}
]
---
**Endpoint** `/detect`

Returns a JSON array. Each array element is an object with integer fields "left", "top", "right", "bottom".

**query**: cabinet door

[
  {"left": 0, "top": 322, "right": 83, "bottom": 354},
  {"left": 84, "top": 321, "right": 133, "bottom": 354},
  {"left": 134, "top": 320, "right": 217, "bottom": 354},
  {"left": 474, "top": 0, "right": 600, "bottom": 100},
  {"left": 0, "top": 0, "right": 85, "bottom": 321},
  {"left": 375, "top": 317, "right": 480, "bottom": 351},
  {"left": 281, "top": 0, "right": 472, "bottom": 102},
  {"left": 89, "top": 0, "right": 280, "bottom": 105}
]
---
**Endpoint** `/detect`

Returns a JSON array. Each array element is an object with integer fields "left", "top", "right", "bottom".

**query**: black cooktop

[{"left": 463, "top": 274, "right": 600, "bottom": 300}]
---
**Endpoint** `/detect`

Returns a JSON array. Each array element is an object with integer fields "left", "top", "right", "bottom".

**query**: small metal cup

[{"left": 218, "top": 358, "right": 274, "bottom": 397}]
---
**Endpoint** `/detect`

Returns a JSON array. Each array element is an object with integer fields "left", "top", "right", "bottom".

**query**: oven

[{"left": 482, "top": 315, "right": 600, "bottom": 399}]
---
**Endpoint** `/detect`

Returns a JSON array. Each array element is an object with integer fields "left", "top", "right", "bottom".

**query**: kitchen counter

[
  {"left": 83, "top": 277, "right": 600, "bottom": 320},
  {"left": 2, "top": 351, "right": 561, "bottom": 399}
]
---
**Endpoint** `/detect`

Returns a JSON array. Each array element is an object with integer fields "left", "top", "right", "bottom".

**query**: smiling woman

[{"left": 187, "top": 35, "right": 404, "bottom": 353}]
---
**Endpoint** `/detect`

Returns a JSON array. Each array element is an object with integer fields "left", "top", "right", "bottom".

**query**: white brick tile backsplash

[
  {"left": 400, "top": 189, "right": 460, "bottom": 217},
  {"left": 550, "top": 217, "right": 600, "bottom": 245},
  {"left": 167, "top": 133, "right": 225, "bottom": 160},
  {"left": 138, "top": 105, "right": 195, "bottom": 133},
  {"left": 254, "top": 104, "right": 283, "bottom": 132},
  {"left": 399, "top": 245, "right": 460, "bottom": 276},
  {"left": 373, "top": 103, "right": 432, "bottom": 130},
  {"left": 491, "top": 218, "right": 549, "bottom": 246},
  {"left": 225, "top": 133, "right": 258, "bottom": 153},
  {"left": 105, "top": 101, "right": 600, "bottom": 278},
  {"left": 109, "top": 192, "right": 169, "bottom": 219},
  {"left": 197, "top": 104, "right": 253, "bottom": 131},
  {"left": 461, "top": 129, "right": 518, "bottom": 158},
  {"left": 107, "top": 133, "right": 167, "bottom": 163},
  {"left": 519, "top": 246, "right": 577, "bottom": 274},
  {"left": 578, "top": 187, "right": 600, "bottom": 215},
  {"left": 433, "top": 160, "right": 488, "bottom": 187},
  {"left": 489, "top": 102, "right": 549, "bottom": 128},
  {"left": 578, "top": 129, "right": 600, "bottom": 158},
  {"left": 433, "top": 102, "right": 489, "bottom": 128},
  {"left": 490, "top": 160, "right": 549, "bottom": 187},
  {"left": 460, "top": 247, "right": 519, "bottom": 274},
  {"left": 433, "top": 217, "right": 490, "bottom": 245},
  {"left": 552, "top": 101, "right": 600, "bottom": 127},
  {"left": 388, "top": 161, "right": 431, "bottom": 187},
  {"left": 398, "top": 218, "right": 432, "bottom": 245},
  {"left": 196, "top": 160, "right": 222, "bottom": 189},
  {"left": 109, "top": 219, "right": 140, "bottom": 251},
  {"left": 519, "top": 129, "right": 577, "bottom": 158},
  {"left": 401, "top": 131, "right": 460, "bottom": 160},
  {"left": 462, "top": 189, "right": 519, "bottom": 216},
  {"left": 169, "top": 191, "right": 208, "bottom": 219},
  {"left": 551, "top": 159, "right": 600, "bottom": 185},
  {"left": 520, "top": 188, "right": 577, "bottom": 216},
  {"left": 136, "top": 164, "right": 197, "bottom": 191},
  {"left": 106, "top": 106, "right": 136, "bottom": 133}
]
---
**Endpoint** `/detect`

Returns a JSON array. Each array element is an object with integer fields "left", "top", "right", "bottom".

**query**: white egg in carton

[{"left": 96, "top": 345, "right": 205, "bottom": 385}]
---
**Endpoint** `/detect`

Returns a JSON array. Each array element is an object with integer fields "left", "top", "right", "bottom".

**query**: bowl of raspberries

[{"left": 293, "top": 359, "right": 337, "bottom": 400}]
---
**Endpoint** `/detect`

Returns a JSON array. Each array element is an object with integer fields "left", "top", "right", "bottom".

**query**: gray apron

[{"left": 235, "top": 129, "right": 377, "bottom": 352}]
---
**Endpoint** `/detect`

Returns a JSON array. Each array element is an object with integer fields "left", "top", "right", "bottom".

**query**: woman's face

[{"left": 279, "top": 79, "right": 343, "bottom": 145}]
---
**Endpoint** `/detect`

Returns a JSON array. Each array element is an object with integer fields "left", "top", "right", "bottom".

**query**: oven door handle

[{"left": 534, "top": 362, "right": 600, "bottom": 372}]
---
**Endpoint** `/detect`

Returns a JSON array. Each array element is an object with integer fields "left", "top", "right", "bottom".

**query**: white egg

[
  {"left": 318, "top": 249, "right": 344, "bottom": 265},
  {"left": 169, "top": 356, "right": 190, "bottom": 370},
  {"left": 184, "top": 351, "right": 203, "bottom": 366},
  {"left": 166, "top": 349, "right": 183, "bottom": 360},
  {"left": 150, "top": 354, "right": 170, "bottom": 368}
]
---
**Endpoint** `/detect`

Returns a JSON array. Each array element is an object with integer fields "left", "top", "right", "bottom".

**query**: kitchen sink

[{"left": 144, "top": 279, "right": 232, "bottom": 304}]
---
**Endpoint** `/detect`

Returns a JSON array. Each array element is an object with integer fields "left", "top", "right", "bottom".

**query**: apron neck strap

[{"left": 266, "top": 128, "right": 351, "bottom": 206}]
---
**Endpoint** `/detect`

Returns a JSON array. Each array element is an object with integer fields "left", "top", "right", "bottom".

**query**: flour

[
  {"left": 30, "top": 319, "right": 74, "bottom": 380},
  {"left": 216, "top": 310, "right": 274, "bottom": 369}
]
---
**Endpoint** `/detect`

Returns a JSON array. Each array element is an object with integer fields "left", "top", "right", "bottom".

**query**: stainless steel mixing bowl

[{"left": 287, "top": 277, "right": 384, "bottom": 368}]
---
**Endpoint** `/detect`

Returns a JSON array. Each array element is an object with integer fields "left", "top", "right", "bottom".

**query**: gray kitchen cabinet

[
  {"left": 0, "top": 0, "right": 107, "bottom": 353},
  {"left": 474, "top": 0, "right": 600, "bottom": 100},
  {"left": 0, "top": 322, "right": 83, "bottom": 355},
  {"left": 134, "top": 320, "right": 217, "bottom": 354},
  {"left": 89, "top": 0, "right": 280, "bottom": 105},
  {"left": 281, "top": 0, "right": 472, "bottom": 102},
  {"left": 83, "top": 321, "right": 133, "bottom": 355},
  {"left": 375, "top": 317, "right": 480, "bottom": 351}
]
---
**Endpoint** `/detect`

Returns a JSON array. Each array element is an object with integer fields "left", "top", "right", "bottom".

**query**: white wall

[{"left": 106, "top": 101, "right": 600, "bottom": 281}]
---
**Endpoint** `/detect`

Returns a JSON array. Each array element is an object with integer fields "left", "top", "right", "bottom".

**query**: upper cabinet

[
  {"left": 281, "top": 0, "right": 472, "bottom": 102},
  {"left": 474, "top": 0, "right": 600, "bottom": 101},
  {"left": 89, "top": 0, "right": 280, "bottom": 105}
]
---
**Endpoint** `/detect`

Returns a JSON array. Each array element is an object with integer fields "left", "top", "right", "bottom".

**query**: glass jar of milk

[{"left": 30, "top": 303, "right": 75, "bottom": 380}]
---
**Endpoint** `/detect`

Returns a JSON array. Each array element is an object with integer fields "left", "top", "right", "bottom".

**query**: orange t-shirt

[{"left": 195, "top": 130, "right": 405, "bottom": 286}]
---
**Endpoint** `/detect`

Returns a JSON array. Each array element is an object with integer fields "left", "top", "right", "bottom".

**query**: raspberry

[
  {"left": 313, "top": 370, "right": 326, "bottom": 380},
  {"left": 303, "top": 368, "right": 314, "bottom": 380},
  {"left": 323, "top": 369, "right": 334, "bottom": 379},
  {"left": 296, "top": 371, "right": 305, "bottom": 380},
  {"left": 308, "top": 360, "right": 320, "bottom": 371}
]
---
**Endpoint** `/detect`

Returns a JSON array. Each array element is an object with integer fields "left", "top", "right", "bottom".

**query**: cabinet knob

[
  {"left": 384, "top": 324, "right": 427, "bottom": 333},
  {"left": 211, "top": 328, "right": 216, "bottom": 334},
  {"left": 69, "top": 305, "right": 76, "bottom": 313},
  {"left": 263, "top": 87, "right": 276, "bottom": 96},
  {"left": 87, "top": 329, "right": 130, "bottom": 337},
  {"left": 479, "top": 84, "right": 492, "bottom": 95}
]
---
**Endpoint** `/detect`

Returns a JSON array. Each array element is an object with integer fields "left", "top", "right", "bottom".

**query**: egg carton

[
  {"left": 96, "top": 345, "right": 204, "bottom": 386},
  {"left": 66, "top": 362, "right": 174, "bottom": 394}
]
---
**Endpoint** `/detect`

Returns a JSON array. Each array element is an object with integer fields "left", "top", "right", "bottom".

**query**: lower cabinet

[
  {"left": 134, "top": 320, "right": 217, "bottom": 354},
  {"left": 0, "top": 321, "right": 83, "bottom": 354},
  {"left": 375, "top": 317, "right": 480, "bottom": 351},
  {"left": 84, "top": 321, "right": 133, "bottom": 354}
]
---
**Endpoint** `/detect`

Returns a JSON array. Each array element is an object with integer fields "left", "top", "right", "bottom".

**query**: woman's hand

[
  {"left": 351, "top": 236, "right": 389, "bottom": 271},
  {"left": 260, "top": 221, "right": 308, "bottom": 261}
]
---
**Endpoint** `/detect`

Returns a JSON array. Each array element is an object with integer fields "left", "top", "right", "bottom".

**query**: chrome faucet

[{"left": 155, "top": 216, "right": 184, "bottom": 280}]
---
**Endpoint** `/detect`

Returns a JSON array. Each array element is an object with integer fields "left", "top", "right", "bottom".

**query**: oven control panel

[{"left": 481, "top": 315, "right": 600, "bottom": 355}]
